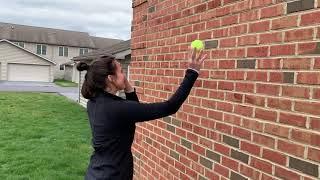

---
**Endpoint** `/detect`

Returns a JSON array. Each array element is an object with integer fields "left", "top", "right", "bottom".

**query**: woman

[{"left": 77, "top": 48, "right": 207, "bottom": 180}]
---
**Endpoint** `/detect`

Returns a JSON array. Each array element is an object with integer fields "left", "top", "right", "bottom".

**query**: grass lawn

[
  {"left": 54, "top": 79, "right": 78, "bottom": 87},
  {"left": 0, "top": 92, "right": 92, "bottom": 180}
]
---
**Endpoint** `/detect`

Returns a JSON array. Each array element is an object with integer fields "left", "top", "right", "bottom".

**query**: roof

[
  {"left": 0, "top": 39, "right": 56, "bottom": 65},
  {"left": 72, "top": 40, "right": 131, "bottom": 61},
  {"left": 0, "top": 22, "right": 122, "bottom": 49},
  {"left": 90, "top": 36, "right": 123, "bottom": 49}
]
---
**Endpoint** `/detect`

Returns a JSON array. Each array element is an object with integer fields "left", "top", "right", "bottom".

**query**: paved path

[{"left": 0, "top": 81, "right": 79, "bottom": 102}]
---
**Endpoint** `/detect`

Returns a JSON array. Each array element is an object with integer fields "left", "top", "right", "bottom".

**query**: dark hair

[{"left": 77, "top": 55, "right": 117, "bottom": 99}]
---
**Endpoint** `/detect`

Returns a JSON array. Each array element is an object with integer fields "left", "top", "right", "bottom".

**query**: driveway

[{"left": 0, "top": 81, "right": 79, "bottom": 102}]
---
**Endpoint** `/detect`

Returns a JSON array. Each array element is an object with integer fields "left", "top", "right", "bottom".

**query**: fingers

[
  {"left": 196, "top": 49, "right": 204, "bottom": 62},
  {"left": 200, "top": 54, "right": 207, "bottom": 64},
  {"left": 191, "top": 48, "right": 196, "bottom": 62}
]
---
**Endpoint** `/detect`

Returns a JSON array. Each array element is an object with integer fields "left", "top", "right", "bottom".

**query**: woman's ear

[{"left": 107, "top": 75, "right": 114, "bottom": 83}]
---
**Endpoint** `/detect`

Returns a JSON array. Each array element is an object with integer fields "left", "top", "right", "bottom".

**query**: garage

[
  {"left": 7, "top": 64, "right": 50, "bottom": 82},
  {"left": 0, "top": 39, "right": 56, "bottom": 82}
]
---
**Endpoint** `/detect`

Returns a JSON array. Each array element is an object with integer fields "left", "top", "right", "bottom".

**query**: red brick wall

[{"left": 131, "top": 0, "right": 320, "bottom": 179}]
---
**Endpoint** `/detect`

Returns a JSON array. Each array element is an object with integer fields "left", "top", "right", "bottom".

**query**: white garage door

[{"left": 7, "top": 64, "right": 50, "bottom": 82}]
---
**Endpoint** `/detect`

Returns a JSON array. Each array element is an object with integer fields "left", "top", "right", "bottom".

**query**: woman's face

[{"left": 109, "top": 61, "right": 126, "bottom": 91}]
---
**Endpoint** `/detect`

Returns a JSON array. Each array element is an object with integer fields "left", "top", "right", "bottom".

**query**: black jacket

[{"left": 85, "top": 69, "right": 199, "bottom": 180}]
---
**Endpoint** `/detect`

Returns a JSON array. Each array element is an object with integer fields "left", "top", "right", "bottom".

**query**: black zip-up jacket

[{"left": 85, "top": 69, "right": 199, "bottom": 180}]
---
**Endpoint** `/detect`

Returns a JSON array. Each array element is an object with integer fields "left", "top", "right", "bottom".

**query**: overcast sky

[{"left": 0, "top": 0, "right": 132, "bottom": 40}]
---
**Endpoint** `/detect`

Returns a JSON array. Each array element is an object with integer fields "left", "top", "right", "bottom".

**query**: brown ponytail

[{"left": 76, "top": 55, "right": 116, "bottom": 99}]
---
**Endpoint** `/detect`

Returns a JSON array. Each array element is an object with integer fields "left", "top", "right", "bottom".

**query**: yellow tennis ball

[{"left": 191, "top": 40, "right": 204, "bottom": 51}]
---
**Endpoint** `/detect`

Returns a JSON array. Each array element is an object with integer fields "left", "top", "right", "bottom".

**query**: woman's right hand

[{"left": 188, "top": 48, "right": 207, "bottom": 73}]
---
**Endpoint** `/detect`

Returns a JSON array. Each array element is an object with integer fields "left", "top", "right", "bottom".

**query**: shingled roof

[
  {"left": 72, "top": 40, "right": 131, "bottom": 61},
  {"left": 0, "top": 22, "right": 122, "bottom": 49}
]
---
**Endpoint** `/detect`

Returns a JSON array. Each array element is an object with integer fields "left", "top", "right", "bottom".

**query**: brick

[
  {"left": 242, "top": 118, "right": 263, "bottom": 132},
  {"left": 194, "top": 3, "right": 207, "bottom": 14},
  {"left": 261, "top": 4, "right": 285, "bottom": 19},
  {"left": 256, "top": 83, "right": 280, "bottom": 96},
  {"left": 205, "top": 40, "right": 218, "bottom": 49},
  {"left": 218, "top": 81, "right": 234, "bottom": 91},
  {"left": 284, "top": 72, "right": 294, "bottom": 83},
  {"left": 251, "top": 157, "right": 272, "bottom": 174},
  {"left": 214, "top": 143, "right": 230, "bottom": 156},
  {"left": 259, "top": 32, "right": 282, "bottom": 44},
  {"left": 206, "top": 19, "right": 220, "bottom": 29},
  {"left": 222, "top": 156, "right": 239, "bottom": 171},
  {"left": 292, "top": 129, "right": 320, "bottom": 147},
  {"left": 261, "top": 174, "right": 273, "bottom": 180},
  {"left": 206, "top": 149, "right": 221, "bottom": 163},
  {"left": 237, "top": 59, "right": 256, "bottom": 69},
  {"left": 275, "top": 166, "right": 300, "bottom": 180},
  {"left": 230, "top": 171, "right": 247, "bottom": 180},
  {"left": 240, "top": 164, "right": 261, "bottom": 180},
  {"left": 229, "top": 24, "right": 248, "bottom": 36},
  {"left": 246, "top": 71, "right": 267, "bottom": 81},
  {"left": 310, "top": 117, "right": 320, "bottom": 130},
  {"left": 223, "top": 135, "right": 239, "bottom": 148},
  {"left": 297, "top": 72, "right": 320, "bottom": 85},
  {"left": 300, "top": 10, "right": 320, "bottom": 26},
  {"left": 267, "top": 98, "right": 292, "bottom": 111},
  {"left": 244, "top": 95, "right": 265, "bottom": 106},
  {"left": 249, "top": 20, "right": 270, "bottom": 33},
  {"left": 262, "top": 149, "right": 287, "bottom": 165},
  {"left": 224, "top": 0, "right": 241, "bottom": 4},
  {"left": 258, "top": 58, "right": 281, "bottom": 69},
  {"left": 181, "top": 138, "right": 192, "bottom": 149},
  {"left": 200, "top": 156, "right": 213, "bottom": 169},
  {"left": 289, "top": 157, "right": 319, "bottom": 177},
  {"left": 269, "top": 72, "right": 294, "bottom": 83},
  {"left": 236, "top": 83, "right": 254, "bottom": 93},
  {"left": 314, "top": 88, "right": 320, "bottom": 99},
  {"left": 234, "top": 105, "right": 253, "bottom": 117},
  {"left": 247, "top": 46, "right": 269, "bottom": 57},
  {"left": 298, "top": 42, "right": 320, "bottom": 55},
  {"left": 216, "top": 122, "right": 232, "bottom": 134},
  {"left": 295, "top": 101, "right": 320, "bottom": 116},
  {"left": 284, "top": 28, "right": 314, "bottom": 42},
  {"left": 214, "top": 164, "right": 229, "bottom": 177},
  {"left": 270, "top": 44, "right": 296, "bottom": 56},
  {"left": 231, "top": 149, "right": 249, "bottom": 164},
  {"left": 220, "top": 37, "right": 237, "bottom": 48},
  {"left": 221, "top": 14, "right": 238, "bottom": 26},
  {"left": 208, "top": 0, "right": 222, "bottom": 9},
  {"left": 255, "top": 108, "right": 277, "bottom": 122},
  {"left": 240, "top": 9, "right": 259, "bottom": 23},
  {"left": 228, "top": 48, "right": 245, "bottom": 58},
  {"left": 233, "top": 127, "right": 251, "bottom": 140},
  {"left": 170, "top": 150, "right": 179, "bottom": 161},
  {"left": 279, "top": 112, "right": 306, "bottom": 127},
  {"left": 282, "top": 86, "right": 310, "bottom": 99},
  {"left": 272, "top": 16, "right": 298, "bottom": 30},
  {"left": 253, "top": 133, "right": 275, "bottom": 148},
  {"left": 287, "top": 0, "right": 314, "bottom": 14},
  {"left": 238, "top": 35, "right": 257, "bottom": 46},
  {"left": 241, "top": 141, "right": 261, "bottom": 156},
  {"left": 308, "top": 147, "right": 320, "bottom": 162},
  {"left": 283, "top": 58, "right": 312, "bottom": 69},
  {"left": 265, "top": 123, "right": 290, "bottom": 138},
  {"left": 277, "top": 140, "right": 305, "bottom": 157}
]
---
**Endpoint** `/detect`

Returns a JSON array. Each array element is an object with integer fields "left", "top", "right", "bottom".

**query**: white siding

[
  {"left": 79, "top": 70, "right": 88, "bottom": 108},
  {"left": 23, "top": 42, "right": 94, "bottom": 79},
  {"left": 7, "top": 64, "right": 50, "bottom": 82},
  {"left": 0, "top": 42, "right": 54, "bottom": 82}
]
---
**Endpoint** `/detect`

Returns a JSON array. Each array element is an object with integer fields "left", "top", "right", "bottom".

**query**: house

[
  {"left": 0, "top": 39, "right": 56, "bottom": 82},
  {"left": 0, "top": 22, "right": 123, "bottom": 82},
  {"left": 71, "top": 40, "right": 131, "bottom": 107}
]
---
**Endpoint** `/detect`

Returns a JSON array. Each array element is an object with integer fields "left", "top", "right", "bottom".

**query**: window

[
  {"left": 79, "top": 48, "right": 89, "bottom": 55},
  {"left": 59, "top": 46, "right": 68, "bottom": 57},
  {"left": 36, "top": 44, "right": 47, "bottom": 55},
  {"left": 14, "top": 42, "right": 24, "bottom": 48},
  {"left": 60, "top": 64, "right": 65, "bottom": 70}
]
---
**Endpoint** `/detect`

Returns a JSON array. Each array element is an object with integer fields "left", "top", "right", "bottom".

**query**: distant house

[
  {"left": 0, "top": 39, "right": 56, "bottom": 82},
  {"left": 0, "top": 22, "right": 123, "bottom": 82},
  {"left": 72, "top": 40, "right": 131, "bottom": 107}
]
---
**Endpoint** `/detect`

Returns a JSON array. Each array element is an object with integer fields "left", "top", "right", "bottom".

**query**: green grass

[
  {"left": 54, "top": 79, "right": 78, "bottom": 87},
  {"left": 0, "top": 92, "right": 92, "bottom": 180}
]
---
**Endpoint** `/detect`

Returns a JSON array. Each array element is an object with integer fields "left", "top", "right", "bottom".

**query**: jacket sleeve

[
  {"left": 110, "top": 69, "right": 199, "bottom": 123},
  {"left": 125, "top": 88, "right": 139, "bottom": 102}
]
